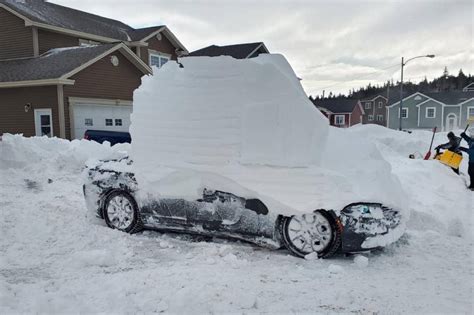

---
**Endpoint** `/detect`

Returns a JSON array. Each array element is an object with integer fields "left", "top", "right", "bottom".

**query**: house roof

[
  {"left": 425, "top": 91, "right": 474, "bottom": 104},
  {"left": 188, "top": 42, "right": 268, "bottom": 59},
  {"left": 0, "top": 43, "right": 151, "bottom": 86},
  {"left": 0, "top": 0, "right": 133, "bottom": 41},
  {"left": 0, "top": 0, "right": 188, "bottom": 52},
  {"left": 129, "top": 26, "right": 164, "bottom": 41},
  {"left": 313, "top": 98, "right": 360, "bottom": 113},
  {"left": 388, "top": 91, "right": 474, "bottom": 106}
]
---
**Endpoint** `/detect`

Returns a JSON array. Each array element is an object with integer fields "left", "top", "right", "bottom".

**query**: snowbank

[
  {"left": 131, "top": 54, "right": 328, "bottom": 168},
  {"left": 0, "top": 134, "right": 129, "bottom": 172}
]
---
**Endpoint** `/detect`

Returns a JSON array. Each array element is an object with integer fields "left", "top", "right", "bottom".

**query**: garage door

[{"left": 73, "top": 103, "right": 132, "bottom": 139}]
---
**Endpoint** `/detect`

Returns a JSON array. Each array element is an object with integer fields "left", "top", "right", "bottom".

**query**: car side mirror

[{"left": 244, "top": 199, "right": 269, "bottom": 215}]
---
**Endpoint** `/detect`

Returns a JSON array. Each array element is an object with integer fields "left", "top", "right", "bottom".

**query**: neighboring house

[
  {"left": 386, "top": 91, "right": 474, "bottom": 131},
  {"left": 0, "top": 0, "right": 187, "bottom": 139},
  {"left": 313, "top": 99, "right": 365, "bottom": 128},
  {"left": 463, "top": 82, "right": 474, "bottom": 92},
  {"left": 360, "top": 94, "right": 388, "bottom": 126},
  {"left": 188, "top": 42, "right": 269, "bottom": 59}
]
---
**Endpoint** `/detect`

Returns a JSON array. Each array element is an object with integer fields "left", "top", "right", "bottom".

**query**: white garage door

[{"left": 73, "top": 103, "right": 132, "bottom": 139}]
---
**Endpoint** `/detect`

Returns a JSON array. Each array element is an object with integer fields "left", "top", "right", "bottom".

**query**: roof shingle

[
  {"left": 188, "top": 42, "right": 266, "bottom": 59},
  {"left": 313, "top": 98, "right": 359, "bottom": 113},
  {"left": 0, "top": 44, "right": 117, "bottom": 82}
]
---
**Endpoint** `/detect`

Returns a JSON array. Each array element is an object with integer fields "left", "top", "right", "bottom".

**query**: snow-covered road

[{"left": 1, "top": 129, "right": 473, "bottom": 314}]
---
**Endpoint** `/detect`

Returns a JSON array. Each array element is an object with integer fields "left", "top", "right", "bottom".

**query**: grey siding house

[{"left": 387, "top": 92, "right": 474, "bottom": 131}]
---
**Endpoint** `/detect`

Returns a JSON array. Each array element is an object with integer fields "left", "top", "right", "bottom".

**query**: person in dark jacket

[
  {"left": 435, "top": 132, "right": 462, "bottom": 174},
  {"left": 459, "top": 131, "right": 474, "bottom": 190}
]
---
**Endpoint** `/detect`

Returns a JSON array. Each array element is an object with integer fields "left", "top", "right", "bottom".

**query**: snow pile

[
  {"left": 0, "top": 134, "right": 129, "bottom": 172},
  {"left": 131, "top": 54, "right": 328, "bottom": 167}
]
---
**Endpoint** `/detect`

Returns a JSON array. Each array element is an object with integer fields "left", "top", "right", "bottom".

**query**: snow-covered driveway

[{"left": 1, "top": 131, "right": 472, "bottom": 314}]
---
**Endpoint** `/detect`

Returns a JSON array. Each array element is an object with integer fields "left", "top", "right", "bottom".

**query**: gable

[{"left": 0, "top": 7, "right": 33, "bottom": 59}]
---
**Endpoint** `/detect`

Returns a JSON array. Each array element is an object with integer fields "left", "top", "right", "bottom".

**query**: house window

[
  {"left": 377, "top": 115, "right": 384, "bottom": 121},
  {"left": 105, "top": 119, "right": 113, "bottom": 126},
  {"left": 468, "top": 107, "right": 474, "bottom": 120},
  {"left": 365, "top": 102, "right": 371, "bottom": 109},
  {"left": 335, "top": 115, "right": 345, "bottom": 126},
  {"left": 115, "top": 119, "right": 122, "bottom": 126},
  {"left": 149, "top": 52, "right": 170, "bottom": 68},
  {"left": 378, "top": 101, "right": 383, "bottom": 108},
  {"left": 426, "top": 107, "right": 436, "bottom": 118},
  {"left": 368, "top": 115, "right": 374, "bottom": 121},
  {"left": 84, "top": 118, "right": 93, "bottom": 126},
  {"left": 399, "top": 108, "right": 408, "bottom": 118}
]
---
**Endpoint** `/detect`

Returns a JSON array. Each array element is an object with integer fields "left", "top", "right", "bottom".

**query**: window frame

[
  {"left": 365, "top": 102, "right": 371, "bottom": 109},
  {"left": 368, "top": 115, "right": 374, "bottom": 121},
  {"left": 114, "top": 119, "right": 123, "bottom": 126},
  {"left": 149, "top": 50, "right": 171, "bottom": 69},
  {"left": 467, "top": 106, "right": 474, "bottom": 120},
  {"left": 425, "top": 107, "right": 436, "bottom": 119},
  {"left": 105, "top": 118, "right": 113, "bottom": 126},
  {"left": 334, "top": 114, "right": 345, "bottom": 126},
  {"left": 377, "top": 114, "right": 384, "bottom": 121},
  {"left": 399, "top": 107, "right": 409, "bottom": 119},
  {"left": 378, "top": 101, "right": 383, "bottom": 108}
]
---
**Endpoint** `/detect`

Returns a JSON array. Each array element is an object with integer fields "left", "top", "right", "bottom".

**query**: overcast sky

[{"left": 52, "top": 0, "right": 473, "bottom": 96}]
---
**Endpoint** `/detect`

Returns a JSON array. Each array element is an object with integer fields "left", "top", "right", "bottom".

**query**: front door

[
  {"left": 34, "top": 109, "right": 53, "bottom": 137},
  {"left": 446, "top": 114, "right": 457, "bottom": 131}
]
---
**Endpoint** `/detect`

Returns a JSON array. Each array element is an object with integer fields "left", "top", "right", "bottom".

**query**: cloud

[{"left": 51, "top": 0, "right": 473, "bottom": 96}]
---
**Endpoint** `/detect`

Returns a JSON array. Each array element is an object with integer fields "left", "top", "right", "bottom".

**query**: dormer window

[{"left": 149, "top": 51, "right": 170, "bottom": 68}]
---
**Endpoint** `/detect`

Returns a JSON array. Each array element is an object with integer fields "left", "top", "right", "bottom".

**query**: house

[
  {"left": 188, "top": 42, "right": 269, "bottom": 59},
  {"left": 360, "top": 94, "right": 388, "bottom": 126},
  {"left": 0, "top": 0, "right": 187, "bottom": 139},
  {"left": 463, "top": 82, "right": 474, "bottom": 92},
  {"left": 313, "top": 98, "right": 365, "bottom": 128},
  {"left": 386, "top": 91, "right": 474, "bottom": 131}
]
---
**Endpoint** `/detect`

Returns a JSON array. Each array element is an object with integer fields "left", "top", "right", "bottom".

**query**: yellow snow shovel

[{"left": 435, "top": 150, "right": 463, "bottom": 169}]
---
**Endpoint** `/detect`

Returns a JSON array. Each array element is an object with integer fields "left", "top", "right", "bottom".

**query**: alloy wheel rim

[
  {"left": 107, "top": 195, "right": 134, "bottom": 230},
  {"left": 287, "top": 213, "right": 332, "bottom": 254}
]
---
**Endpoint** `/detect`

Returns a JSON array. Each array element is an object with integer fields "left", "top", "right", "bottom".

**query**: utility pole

[
  {"left": 398, "top": 57, "right": 404, "bottom": 131},
  {"left": 398, "top": 54, "right": 435, "bottom": 131}
]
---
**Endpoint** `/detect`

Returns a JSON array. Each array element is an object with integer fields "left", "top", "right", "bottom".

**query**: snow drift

[{"left": 130, "top": 54, "right": 328, "bottom": 167}]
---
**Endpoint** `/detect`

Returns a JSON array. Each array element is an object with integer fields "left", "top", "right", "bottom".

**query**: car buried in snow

[
  {"left": 83, "top": 157, "right": 402, "bottom": 259},
  {"left": 83, "top": 54, "right": 404, "bottom": 258}
]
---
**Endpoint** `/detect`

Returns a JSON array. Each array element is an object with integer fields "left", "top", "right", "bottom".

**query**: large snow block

[{"left": 130, "top": 54, "right": 328, "bottom": 168}]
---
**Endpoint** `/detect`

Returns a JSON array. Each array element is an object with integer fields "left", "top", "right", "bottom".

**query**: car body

[
  {"left": 84, "top": 130, "right": 131, "bottom": 145},
  {"left": 83, "top": 157, "right": 403, "bottom": 258}
]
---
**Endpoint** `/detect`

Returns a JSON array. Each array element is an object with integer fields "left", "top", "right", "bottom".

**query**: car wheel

[
  {"left": 280, "top": 210, "right": 341, "bottom": 258},
  {"left": 102, "top": 190, "right": 143, "bottom": 234}
]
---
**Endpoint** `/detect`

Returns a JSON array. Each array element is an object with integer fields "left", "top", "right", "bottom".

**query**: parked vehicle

[
  {"left": 83, "top": 157, "right": 402, "bottom": 258},
  {"left": 84, "top": 130, "right": 131, "bottom": 145}
]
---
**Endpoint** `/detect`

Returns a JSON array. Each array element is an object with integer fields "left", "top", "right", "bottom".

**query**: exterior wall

[
  {"left": 418, "top": 100, "right": 443, "bottom": 129},
  {"left": 63, "top": 52, "right": 144, "bottom": 139},
  {"left": 460, "top": 99, "right": 474, "bottom": 126},
  {"left": 387, "top": 93, "right": 428, "bottom": 129},
  {"left": 0, "top": 8, "right": 34, "bottom": 59},
  {"left": 329, "top": 113, "right": 350, "bottom": 127},
  {"left": 0, "top": 86, "right": 58, "bottom": 137},
  {"left": 140, "top": 34, "right": 178, "bottom": 65},
  {"left": 362, "top": 96, "right": 387, "bottom": 126},
  {"left": 38, "top": 29, "right": 80, "bottom": 54},
  {"left": 350, "top": 103, "right": 364, "bottom": 126}
]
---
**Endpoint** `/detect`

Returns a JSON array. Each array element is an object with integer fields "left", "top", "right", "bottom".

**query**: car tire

[
  {"left": 102, "top": 190, "right": 143, "bottom": 234},
  {"left": 280, "top": 210, "right": 341, "bottom": 258}
]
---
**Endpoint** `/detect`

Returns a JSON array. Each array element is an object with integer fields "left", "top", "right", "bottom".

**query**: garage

[{"left": 71, "top": 99, "right": 132, "bottom": 139}]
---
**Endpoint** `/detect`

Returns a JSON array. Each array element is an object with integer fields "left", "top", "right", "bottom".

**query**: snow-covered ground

[{"left": 1, "top": 127, "right": 472, "bottom": 314}]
